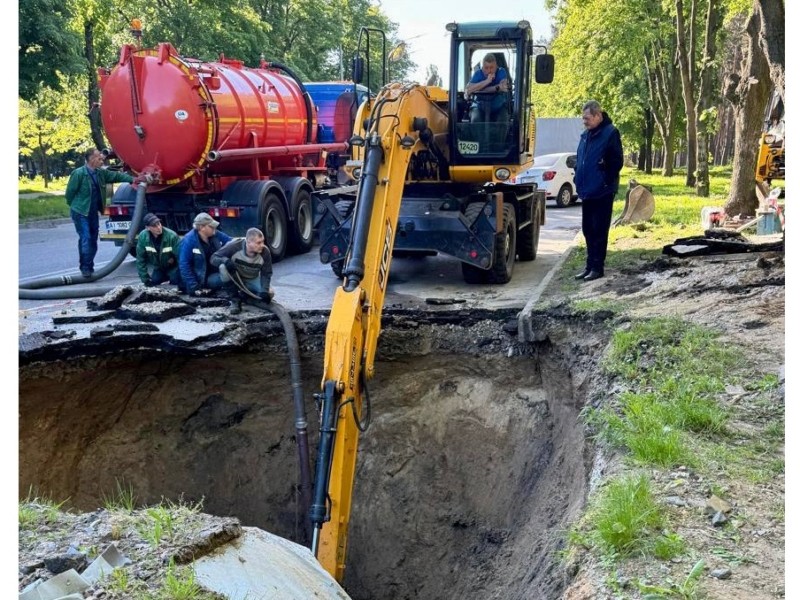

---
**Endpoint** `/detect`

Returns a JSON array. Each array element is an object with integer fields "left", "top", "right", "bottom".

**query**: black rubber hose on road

[{"left": 19, "top": 183, "right": 148, "bottom": 300}]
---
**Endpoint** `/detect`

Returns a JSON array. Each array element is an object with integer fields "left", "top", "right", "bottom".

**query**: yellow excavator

[{"left": 308, "top": 21, "right": 554, "bottom": 582}]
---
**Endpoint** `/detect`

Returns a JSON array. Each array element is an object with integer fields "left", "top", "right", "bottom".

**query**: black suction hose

[
  {"left": 240, "top": 291, "right": 313, "bottom": 544},
  {"left": 19, "top": 183, "right": 148, "bottom": 300}
]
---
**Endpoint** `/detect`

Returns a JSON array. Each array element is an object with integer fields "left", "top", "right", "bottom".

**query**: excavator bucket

[{"left": 613, "top": 182, "right": 655, "bottom": 226}]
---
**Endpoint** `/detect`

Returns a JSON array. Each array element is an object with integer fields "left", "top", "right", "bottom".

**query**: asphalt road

[{"left": 18, "top": 206, "right": 582, "bottom": 313}]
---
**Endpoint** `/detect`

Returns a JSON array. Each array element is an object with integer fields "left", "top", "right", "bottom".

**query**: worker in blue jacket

[
  {"left": 178, "top": 212, "right": 232, "bottom": 295},
  {"left": 574, "top": 100, "right": 624, "bottom": 282}
]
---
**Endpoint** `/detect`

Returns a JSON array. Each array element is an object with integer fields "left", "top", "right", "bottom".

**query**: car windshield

[{"left": 533, "top": 154, "right": 559, "bottom": 167}]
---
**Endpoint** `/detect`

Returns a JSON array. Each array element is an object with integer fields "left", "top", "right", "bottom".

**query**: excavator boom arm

[{"left": 310, "top": 84, "right": 450, "bottom": 581}]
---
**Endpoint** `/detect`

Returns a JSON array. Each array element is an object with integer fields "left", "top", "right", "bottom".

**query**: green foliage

[
  {"left": 591, "top": 318, "right": 739, "bottom": 467},
  {"left": 636, "top": 559, "right": 706, "bottom": 599},
  {"left": 159, "top": 560, "right": 205, "bottom": 600},
  {"left": 19, "top": 487, "right": 69, "bottom": 529},
  {"left": 584, "top": 474, "right": 665, "bottom": 555},
  {"left": 651, "top": 532, "right": 686, "bottom": 560},
  {"left": 19, "top": 0, "right": 84, "bottom": 100},
  {"left": 19, "top": 177, "right": 70, "bottom": 194},
  {"left": 19, "top": 196, "right": 71, "bottom": 222},
  {"left": 138, "top": 506, "right": 176, "bottom": 547},
  {"left": 103, "top": 480, "right": 137, "bottom": 514}
]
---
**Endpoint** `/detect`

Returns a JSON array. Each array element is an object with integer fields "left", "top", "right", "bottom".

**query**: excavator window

[{"left": 455, "top": 43, "right": 518, "bottom": 158}]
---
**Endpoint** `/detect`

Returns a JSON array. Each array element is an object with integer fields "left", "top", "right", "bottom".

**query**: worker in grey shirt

[{"left": 211, "top": 227, "right": 274, "bottom": 314}]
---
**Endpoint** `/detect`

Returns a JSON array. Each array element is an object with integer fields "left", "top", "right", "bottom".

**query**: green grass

[
  {"left": 589, "top": 318, "right": 741, "bottom": 468},
  {"left": 19, "top": 195, "right": 70, "bottom": 221},
  {"left": 157, "top": 560, "right": 209, "bottom": 600},
  {"left": 18, "top": 176, "right": 69, "bottom": 194},
  {"left": 19, "top": 487, "right": 69, "bottom": 529},
  {"left": 580, "top": 474, "right": 666, "bottom": 556},
  {"left": 103, "top": 479, "right": 137, "bottom": 513},
  {"left": 635, "top": 559, "right": 706, "bottom": 599}
]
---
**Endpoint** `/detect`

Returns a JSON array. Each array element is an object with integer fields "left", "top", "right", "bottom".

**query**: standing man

[
  {"left": 211, "top": 227, "right": 274, "bottom": 314},
  {"left": 465, "top": 53, "right": 510, "bottom": 123},
  {"left": 65, "top": 148, "right": 136, "bottom": 277},
  {"left": 178, "top": 212, "right": 233, "bottom": 296},
  {"left": 574, "top": 100, "right": 624, "bottom": 282},
  {"left": 136, "top": 213, "right": 183, "bottom": 289}
]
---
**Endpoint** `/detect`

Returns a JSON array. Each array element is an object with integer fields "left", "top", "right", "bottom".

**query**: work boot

[
  {"left": 229, "top": 298, "right": 242, "bottom": 315},
  {"left": 574, "top": 269, "right": 590, "bottom": 280},
  {"left": 80, "top": 268, "right": 93, "bottom": 278},
  {"left": 582, "top": 270, "right": 604, "bottom": 282}
]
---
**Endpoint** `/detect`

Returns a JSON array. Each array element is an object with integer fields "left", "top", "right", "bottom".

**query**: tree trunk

[
  {"left": 84, "top": 20, "right": 105, "bottom": 150},
  {"left": 723, "top": 10, "right": 771, "bottom": 217},
  {"left": 675, "top": 0, "right": 698, "bottom": 187},
  {"left": 644, "top": 107, "right": 654, "bottom": 173},
  {"left": 755, "top": 0, "right": 784, "bottom": 102},
  {"left": 694, "top": 0, "right": 723, "bottom": 197},
  {"left": 37, "top": 131, "right": 50, "bottom": 189},
  {"left": 644, "top": 39, "right": 680, "bottom": 177}
]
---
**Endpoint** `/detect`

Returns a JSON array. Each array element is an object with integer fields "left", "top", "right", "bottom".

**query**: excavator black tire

[
  {"left": 517, "top": 199, "right": 540, "bottom": 261},
  {"left": 486, "top": 204, "right": 516, "bottom": 283}
]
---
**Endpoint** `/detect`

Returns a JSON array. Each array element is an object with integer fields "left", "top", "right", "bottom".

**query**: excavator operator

[{"left": 465, "top": 53, "right": 510, "bottom": 123}]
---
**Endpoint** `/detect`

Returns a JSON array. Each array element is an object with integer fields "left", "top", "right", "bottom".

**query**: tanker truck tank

[{"left": 98, "top": 42, "right": 348, "bottom": 261}]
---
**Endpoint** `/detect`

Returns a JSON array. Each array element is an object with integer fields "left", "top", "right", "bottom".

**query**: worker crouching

[
  {"left": 136, "top": 213, "right": 183, "bottom": 289},
  {"left": 211, "top": 227, "right": 275, "bottom": 314}
]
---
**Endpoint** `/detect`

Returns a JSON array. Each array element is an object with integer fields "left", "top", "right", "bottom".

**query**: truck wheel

[
  {"left": 517, "top": 201, "right": 540, "bottom": 261},
  {"left": 261, "top": 192, "right": 288, "bottom": 262},
  {"left": 331, "top": 260, "right": 344, "bottom": 278},
  {"left": 486, "top": 205, "right": 516, "bottom": 284},
  {"left": 555, "top": 184, "right": 572, "bottom": 208},
  {"left": 288, "top": 188, "right": 313, "bottom": 255}
]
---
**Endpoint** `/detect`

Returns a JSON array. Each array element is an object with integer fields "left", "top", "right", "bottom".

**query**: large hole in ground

[{"left": 19, "top": 338, "right": 590, "bottom": 599}]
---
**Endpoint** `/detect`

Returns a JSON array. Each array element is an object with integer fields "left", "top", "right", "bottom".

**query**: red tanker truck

[{"left": 98, "top": 35, "right": 353, "bottom": 261}]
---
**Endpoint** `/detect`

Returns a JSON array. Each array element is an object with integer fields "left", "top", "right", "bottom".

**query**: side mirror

[
  {"left": 535, "top": 54, "right": 555, "bottom": 84},
  {"left": 352, "top": 57, "right": 364, "bottom": 84}
]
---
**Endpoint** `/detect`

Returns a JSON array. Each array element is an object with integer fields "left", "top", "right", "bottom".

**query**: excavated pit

[{"left": 19, "top": 321, "right": 593, "bottom": 600}]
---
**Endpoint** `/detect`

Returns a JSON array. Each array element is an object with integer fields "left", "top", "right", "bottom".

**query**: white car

[{"left": 513, "top": 152, "right": 578, "bottom": 207}]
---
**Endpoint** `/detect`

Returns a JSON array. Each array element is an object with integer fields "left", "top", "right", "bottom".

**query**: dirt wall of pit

[{"left": 19, "top": 318, "right": 600, "bottom": 599}]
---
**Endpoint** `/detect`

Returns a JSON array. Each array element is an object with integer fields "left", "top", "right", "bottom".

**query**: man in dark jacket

[
  {"left": 136, "top": 213, "right": 183, "bottom": 288},
  {"left": 178, "top": 212, "right": 232, "bottom": 295},
  {"left": 65, "top": 148, "right": 137, "bottom": 277},
  {"left": 574, "top": 100, "right": 624, "bottom": 281},
  {"left": 211, "top": 227, "right": 274, "bottom": 314}
]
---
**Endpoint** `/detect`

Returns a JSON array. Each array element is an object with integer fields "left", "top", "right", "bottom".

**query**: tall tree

[
  {"left": 754, "top": 0, "right": 784, "bottom": 101},
  {"left": 694, "top": 0, "right": 724, "bottom": 196},
  {"left": 19, "top": 0, "right": 84, "bottom": 101},
  {"left": 674, "top": 0, "right": 699, "bottom": 187},
  {"left": 19, "top": 80, "right": 93, "bottom": 188},
  {"left": 722, "top": 7, "right": 770, "bottom": 215}
]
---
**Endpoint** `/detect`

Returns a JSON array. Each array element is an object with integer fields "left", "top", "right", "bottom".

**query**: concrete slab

[{"left": 192, "top": 527, "right": 350, "bottom": 600}]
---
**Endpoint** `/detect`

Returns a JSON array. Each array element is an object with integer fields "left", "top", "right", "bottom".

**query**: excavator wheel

[
  {"left": 486, "top": 205, "right": 516, "bottom": 283},
  {"left": 517, "top": 199, "right": 540, "bottom": 261}
]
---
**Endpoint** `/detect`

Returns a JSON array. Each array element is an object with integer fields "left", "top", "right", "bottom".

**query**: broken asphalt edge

[{"left": 517, "top": 232, "right": 581, "bottom": 343}]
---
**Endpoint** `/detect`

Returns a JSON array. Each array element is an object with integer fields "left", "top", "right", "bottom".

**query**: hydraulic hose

[{"left": 19, "top": 182, "right": 148, "bottom": 300}]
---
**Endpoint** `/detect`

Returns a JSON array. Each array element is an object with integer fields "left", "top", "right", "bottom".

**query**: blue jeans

[{"left": 71, "top": 209, "right": 99, "bottom": 272}]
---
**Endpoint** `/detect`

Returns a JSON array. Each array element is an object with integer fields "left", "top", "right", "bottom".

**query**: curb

[
  {"left": 517, "top": 231, "right": 582, "bottom": 342},
  {"left": 19, "top": 218, "right": 73, "bottom": 229}
]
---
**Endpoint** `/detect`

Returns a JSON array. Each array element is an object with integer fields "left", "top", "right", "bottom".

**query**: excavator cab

[{"left": 449, "top": 21, "right": 553, "bottom": 168}]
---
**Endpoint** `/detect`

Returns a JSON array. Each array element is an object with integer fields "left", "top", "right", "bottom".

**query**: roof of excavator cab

[{"left": 446, "top": 21, "right": 532, "bottom": 39}]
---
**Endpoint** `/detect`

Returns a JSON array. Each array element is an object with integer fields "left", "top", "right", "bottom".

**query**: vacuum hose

[
  {"left": 262, "top": 300, "right": 313, "bottom": 544},
  {"left": 19, "top": 183, "right": 148, "bottom": 300}
]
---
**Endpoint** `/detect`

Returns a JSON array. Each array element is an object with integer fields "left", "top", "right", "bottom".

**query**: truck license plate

[{"left": 106, "top": 220, "right": 131, "bottom": 232}]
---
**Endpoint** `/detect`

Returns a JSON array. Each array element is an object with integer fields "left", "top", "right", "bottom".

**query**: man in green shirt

[
  {"left": 136, "top": 213, "right": 183, "bottom": 288},
  {"left": 65, "top": 148, "right": 136, "bottom": 277}
]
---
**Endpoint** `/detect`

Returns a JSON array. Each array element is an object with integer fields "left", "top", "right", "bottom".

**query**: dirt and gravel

[{"left": 18, "top": 247, "right": 784, "bottom": 599}]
